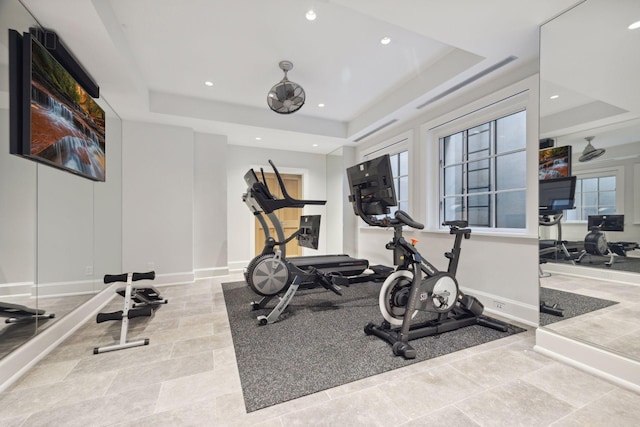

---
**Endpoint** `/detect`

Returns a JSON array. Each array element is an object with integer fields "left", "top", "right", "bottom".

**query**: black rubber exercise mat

[
  {"left": 539, "top": 287, "right": 618, "bottom": 327},
  {"left": 222, "top": 281, "right": 526, "bottom": 412}
]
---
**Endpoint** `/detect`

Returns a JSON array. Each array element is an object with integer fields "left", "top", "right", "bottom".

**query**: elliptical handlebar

[{"left": 243, "top": 160, "right": 327, "bottom": 214}]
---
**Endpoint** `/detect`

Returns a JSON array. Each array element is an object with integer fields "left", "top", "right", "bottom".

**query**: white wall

[
  {"left": 325, "top": 147, "right": 358, "bottom": 256},
  {"left": 0, "top": 111, "right": 36, "bottom": 289},
  {"left": 122, "top": 120, "right": 194, "bottom": 283},
  {"left": 193, "top": 132, "right": 228, "bottom": 278}
]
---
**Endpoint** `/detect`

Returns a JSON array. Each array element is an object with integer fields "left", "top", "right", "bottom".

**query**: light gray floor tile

[
  {"left": 23, "top": 383, "right": 161, "bottom": 427},
  {"left": 400, "top": 405, "right": 481, "bottom": 427},
  {"left": 382, "top": 364, "right": 485, "bottom": 419},
  {"left": 521, "top": 361, "right": 616, "bottom": 407},
  {"left": 551, "top": 388, "right": 640, "bottom": 427},
  {"left": 456, "top": 380, "right": 574, "bottom": 427},
  {"left": 280, "top": 386, "right": 409, "bottom": 426}
]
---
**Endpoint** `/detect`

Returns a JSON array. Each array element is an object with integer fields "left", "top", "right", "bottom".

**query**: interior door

[{"left": 254, "top": 173, "right": 303, "bottom": 257}]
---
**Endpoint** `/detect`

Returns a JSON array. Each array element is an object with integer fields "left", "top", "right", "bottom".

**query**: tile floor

[{"left": 0, "top": 272, "right": 639, "bottom": 426}]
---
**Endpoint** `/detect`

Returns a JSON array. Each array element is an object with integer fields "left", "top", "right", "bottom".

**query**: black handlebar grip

[
  {"left": 132, "top": 271, "right": 155, "bottom": 281},
  {"left": 395, "top": 210, "right": 424, "bottom": 230},
  {"left": 103, "top": 273, "right": 128, "bottom": 284},
  {"left": 96, "top": 310, "right": 123, "bottom": 323}
]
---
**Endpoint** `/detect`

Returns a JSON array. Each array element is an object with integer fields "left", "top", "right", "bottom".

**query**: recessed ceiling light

[
  {"left": 204, "top": 81, "right": 213, "bottom": 87},
  {"left": 306, "top": 10, "right": 316, "bottom": 21},
  {"left": 380, "top": 36, "right": 391, "bottom": 45},
  {"left": 549, "top": 94, "right": 559, "bottom": 100},
  {"left": 629, "top": 20, "right": 640, "bottom": 30},
  {"left": 255, "top": 137, "right": 261, "bottom": 141},
  {"left": 318, "top": 103, "right": 325, "bottom": 108},
  {"left": 312, "top": 144, "right": 318, "bottom": 147}
]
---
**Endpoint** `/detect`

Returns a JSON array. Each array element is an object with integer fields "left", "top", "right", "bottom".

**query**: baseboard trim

[
  {"left": 541, "top": 263, "right": 640, "bottom": 286},
  {"left": 535, "top": 328, "right": 640, "bottom": 393},
  {"left": 465, "top": 287, "right": 539, "bottom": 327},
  {"left": 194, "top": 266, "right": 228, "bottom": 280},
  {"left": 0, "top": 281, "right": 35, "bottom": 298}
]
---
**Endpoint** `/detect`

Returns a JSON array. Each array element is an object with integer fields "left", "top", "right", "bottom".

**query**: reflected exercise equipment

[
  {"left": 0, "top": 302, "right": 55, "bottom": 324},
  {"left": 538, "top": 176, "right": 577, "bottom": 316},
  {"left": 576, "top": 215, "right": 638, "bottom": 267}
]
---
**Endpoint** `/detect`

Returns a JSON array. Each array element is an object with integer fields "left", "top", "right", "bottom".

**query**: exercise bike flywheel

[
  {"left": 379, "top": 269, "right": 415, "bottom": 326},
  {"left": 246, "top": 253, "right": 291, "bottom": 296},
  {"left": 379, "top": 270, "right": 460, "bottom": 326}
]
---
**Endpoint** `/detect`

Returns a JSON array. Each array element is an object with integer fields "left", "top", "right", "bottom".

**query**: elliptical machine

[
  {"left": 347, "top": 154, "right": 508, "bottom": 359},
  {"left": 243, "top": 160, "right": 372, "bottom": 324}
]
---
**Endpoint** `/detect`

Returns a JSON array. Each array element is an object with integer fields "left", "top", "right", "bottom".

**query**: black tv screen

[
  {"left": 539, "top": 176, "right": 576, "bottom": 214},
  {"left": 297, "top": 215, "right": 321, "bottom": 250},
  {"left": 9, "top": 30, "right": 106, "bottom": 181},
  {"left": 587, "top": 215, "right": 624, "bottom": 232},
  {"left": 347, "top": 154, "right": 398, "bottom": 216}
]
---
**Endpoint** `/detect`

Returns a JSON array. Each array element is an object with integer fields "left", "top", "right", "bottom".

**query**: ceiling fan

[
  {"left": 267, "top": 60, "right": 305, "bottom": 114},
  {"left": 579, "top": 136, "right": 606, "bottom": 162}
]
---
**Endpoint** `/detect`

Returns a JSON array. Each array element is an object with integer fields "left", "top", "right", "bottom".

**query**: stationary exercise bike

[{"left": 347, "top": 154, "right": 508, "bottom": 359}]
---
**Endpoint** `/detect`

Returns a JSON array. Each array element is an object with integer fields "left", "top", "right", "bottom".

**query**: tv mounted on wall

[
  {"left": 9, "top": 28, "right": 106, "bottom": 182},
  {"left": 539, "top": 145, "right": 571, "bottom": 181}
]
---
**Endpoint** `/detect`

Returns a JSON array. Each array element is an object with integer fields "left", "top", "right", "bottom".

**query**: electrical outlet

[
  {"left": 493, "top": 300, "right": 505, "bottom": 310},
  {"left": 85, "top": 266, "right": 94, "bottom": 276},
  {"left": 147, "top": 262, "right": 155, "bottom": 271}
]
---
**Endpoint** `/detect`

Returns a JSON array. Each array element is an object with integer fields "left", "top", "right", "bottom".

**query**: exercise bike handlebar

[
  {"left": 539, "top": 212, "right": 563, "bottom": 226},
  {"left": 394, "top": 210, "right": 424, "bottom": 230}
]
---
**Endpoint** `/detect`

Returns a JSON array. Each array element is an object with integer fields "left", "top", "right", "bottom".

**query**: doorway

[{"left": 254, "top": 172, "right": 303, "bottom": 257}]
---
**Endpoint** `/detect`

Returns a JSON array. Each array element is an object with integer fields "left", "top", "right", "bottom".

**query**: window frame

[
  {"left": 434, "top": 101, "right": 528, "bottom": 231},
  {"left": 564, "top": 166, "right": 624, "bottom": 223}
]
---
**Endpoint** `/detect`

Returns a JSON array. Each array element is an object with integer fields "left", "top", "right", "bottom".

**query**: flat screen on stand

[
  {"left": 539, "top": 176, "right": 576, "bottom": 215},
  {"left": 346, "top": 154, "right": 397, "bottom": 216}
]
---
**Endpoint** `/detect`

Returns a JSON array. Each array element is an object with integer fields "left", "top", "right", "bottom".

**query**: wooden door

[{"left": 254, "top": 173, "right": 303, "bottom": 257}]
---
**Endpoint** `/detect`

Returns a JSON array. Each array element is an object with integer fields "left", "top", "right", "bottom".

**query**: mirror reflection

[
  {"left": 0, "top": 0, "right": 122, "bottom": 360},
  {"left": 539, "top": 0, "right": 640, "bottom": 359}
]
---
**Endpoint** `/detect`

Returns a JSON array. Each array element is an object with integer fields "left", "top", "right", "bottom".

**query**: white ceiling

[{"left": 20, "top": 0, "right": 583, "bottom": 154}]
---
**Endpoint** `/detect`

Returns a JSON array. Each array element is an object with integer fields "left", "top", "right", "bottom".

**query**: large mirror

[
  {"left": 539, "top": 0, "right": 640, "bottom": 359},
  {"left": 0, "top": 0, "right": 122, "bottom": 360}
]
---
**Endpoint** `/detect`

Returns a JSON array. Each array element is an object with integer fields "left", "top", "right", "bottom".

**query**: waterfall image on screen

[{"left": 28, "top": 36, "right": 105, "bottom": 181}]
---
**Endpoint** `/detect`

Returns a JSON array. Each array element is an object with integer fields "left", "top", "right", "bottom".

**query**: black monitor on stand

[
  {"left": 347, "top": 154, "right": 398, "bottom": 222},
  {"left": 539, "top": 176, "right": 576, "bottom": 216}
]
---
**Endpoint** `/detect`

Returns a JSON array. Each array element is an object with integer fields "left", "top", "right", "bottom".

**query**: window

[
  {"left": 389, "top": 150, "right": 408, "bottom": 215},
  {"left": 440, "top": 110, "right": 526, "bottom": 229},
  {"left": 565, "top": 175, "right": 617, "bottom": 221}
]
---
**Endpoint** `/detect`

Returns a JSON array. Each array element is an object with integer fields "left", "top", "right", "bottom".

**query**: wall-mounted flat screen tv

[
  {"left": 539, "top": 145, "right": 571, "bottom": 181},
  {"left": 9, "top": 29, "right": 105, "bottom": 181}
]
